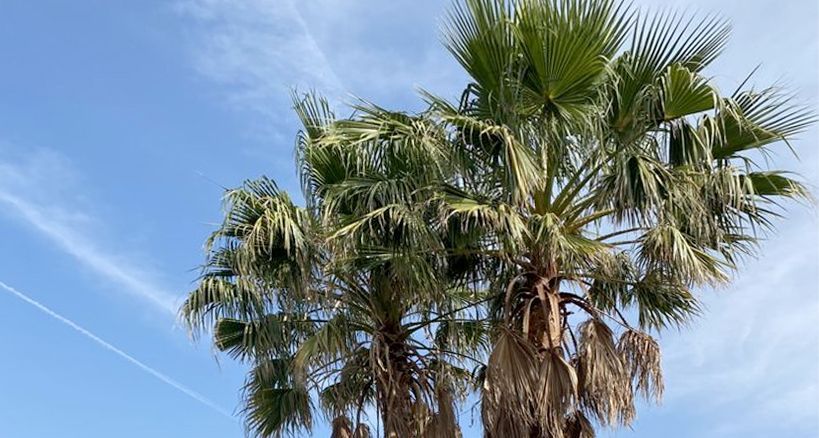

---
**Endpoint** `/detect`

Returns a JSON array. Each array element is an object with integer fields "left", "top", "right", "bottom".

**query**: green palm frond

[
  {"left": 444, "top": 112, "right": 542, "bottom": 203},
  {"left": 528, "top": 212, "right": 608, "bottom": 269},
  {"left": 441, "top": 187, "right": 529, "bottom": 250},
  {"left": 628, "top": 11, "right": 730, "bottom": 74},
  {"left": 241, "top": 368, "right": 313, "bottom": 437},
  {"left": 181, "top": 276, "right": 268, "bottom": 336},
  {"left": 307, "top": 103, "right": 449, "bottom": 200},
  {"left": 597, "top": 151, "right": 671, "bottom": 223},
  {"left": 639, "top": 223, "right": 728, "bottom": 286},
  {"left": 609, "top": 11, "right": 730, "bottom": 133},
  {"left": 293, "top": 314, "right": 361, "bottom": 374},
  {"left": 709, "top": 87, "right": 814, "bottom": 159},
  {"left": 221, "top": 177, "right": 311, "bottom": 261},
  {"left": 514, "top": 0, "right": 630, "bottom": 119},
  {"left": 659, "top": 63, "right": 717, "bottom": 121},
  {"left": 214, "top": 315, "right": 316, "bottom": 361},
  {"left": 667, "top": 119, "right": 709, "bottom": 166},
  {"left": 293, "top": 90, "right": 335, "bottom": 141},
  {"left": 319, "top": 348, "right": 374, "bottom": 417},
  {"left": 443, "top": 0, "right": 517, "bottom": 112},
  {"left": 743, "top": 171, "right": 808, "bottom": 199},
  {"left": 629, "top": 272, "right": 702, "bottom": 330},
  {"left": 434, "top": 319, "right": 491, "bottom": 356}
]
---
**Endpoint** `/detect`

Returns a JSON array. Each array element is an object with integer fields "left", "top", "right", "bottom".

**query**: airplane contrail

[{"left": 0, "top": 280, "right": 235, "bottom": 420}]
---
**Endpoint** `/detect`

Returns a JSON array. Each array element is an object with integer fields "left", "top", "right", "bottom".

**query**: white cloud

[
  {"left": 0, "top": 147, "right": 179, "bottom": 315},
  {"left": 175, "top": 0, "right": 346, "bottom": 138},
  {"left": 175, "top": 0, "right": 470, "bottom": 136},
  {"left": 292, "top": 0, "right": 467, "bottom": 104}
]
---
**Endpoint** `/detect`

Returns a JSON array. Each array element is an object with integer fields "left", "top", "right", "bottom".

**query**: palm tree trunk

[
  {"left": 531, "top": 275, "right": 568, "bottom": 438},
  {"left": 374, "top": 324, "right": 416, "bottom": 438},
  {"left": 535, "top": 280, "right": 563, "bottom": 350}
]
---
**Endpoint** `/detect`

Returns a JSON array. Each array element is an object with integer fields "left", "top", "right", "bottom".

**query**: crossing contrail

[{"left": 0, "top": 280, "right": 235, "bottom": 420}]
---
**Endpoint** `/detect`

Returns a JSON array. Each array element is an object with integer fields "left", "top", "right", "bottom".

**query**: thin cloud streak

[
  {"left": 0, "top": 191, "right": 178, "bottom": 314},
  {"left": 177, "top": 0, "right": 346, "bottom": 118},
  {"left": 0, "top": 149, "right": 179, "bottom": 315},
  {"left": 0, "top": 280, "right": 234, "bottom": 420}
]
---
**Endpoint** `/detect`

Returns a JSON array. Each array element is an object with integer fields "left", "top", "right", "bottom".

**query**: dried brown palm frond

[
  {"left": 617, "top": 330, "right": 664, "bottom": 402},
  {"left": 481, "top": 327, "right": 540, "bottom": 437},
  {"left": 538, "top": 351, "right": 579, "bottom": 437},
  {"left": 576, "top": 318, "right": 634, "bottom": 427},
  {"left": 425, "top": 383, "right": 461, "bottom": 438}
]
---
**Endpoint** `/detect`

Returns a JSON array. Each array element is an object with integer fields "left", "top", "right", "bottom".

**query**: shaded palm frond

[
  {"left": 241, "top": 361, "right": 314, "bottom": 438},
  {"left": 596, "top": 152, "right": 671, "bottom": 223},
  {"left": 213, "top": 315, "right": 316, "bottom": 362},
  {"left": 638, "top": 223, "right": 728, "bottom": 287},
  {"left": 564, "top": 410, "right": 596, "bottom": 438},
  {"left": 629, "top": 272, "right": 701, "bottom": 330},
  {"left": 330, "top": 416, "right": 354, "bottom": 438}
]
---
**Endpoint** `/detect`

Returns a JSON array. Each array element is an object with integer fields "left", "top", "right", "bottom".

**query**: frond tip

[
  {"left": 577, "top": 318, "right": 633, "bottom": 427},
  {"left": 617, "top": 330, "right": 664, "bottom": 403}
]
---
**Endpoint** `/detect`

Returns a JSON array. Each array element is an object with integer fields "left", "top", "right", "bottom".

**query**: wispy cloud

[
  {"left": 175, "top": 0, "right": 468, "bottom": 139},
  {"left": 0, "top": 148, "right": 179, "bottom": 315},
  {"left": 0, "top": 280, "right": 233, "bottom": 419},
  {"left": 293, "top": 0, "right": 467, "bottom": 105},
  {"left": 176, "top": 0, "right": 346, "bottom": 136}
]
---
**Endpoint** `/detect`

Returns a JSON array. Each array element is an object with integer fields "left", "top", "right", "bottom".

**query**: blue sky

[{"left": 0, "top": 1, "right": 816, "bottom": 437}]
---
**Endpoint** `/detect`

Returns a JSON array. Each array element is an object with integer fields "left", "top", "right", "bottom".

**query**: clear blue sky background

[{"left": 0, "top": 1, "right": 816, "bottom": 437}]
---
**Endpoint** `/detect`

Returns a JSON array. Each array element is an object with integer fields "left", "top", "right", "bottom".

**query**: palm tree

[
  {"left": 180, "top": 95, "right": 476, "bottom": 437},
  {"left": 427, "top": 0, "right": 810, "bottom": 436}
]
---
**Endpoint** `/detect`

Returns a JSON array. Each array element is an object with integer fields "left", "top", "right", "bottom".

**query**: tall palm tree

[
  {"left": 181, "top": 95, "right": 477, "bottom": 437},
  {"left": 427, "top": 0, "right": 811, "bottom": 436}
]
